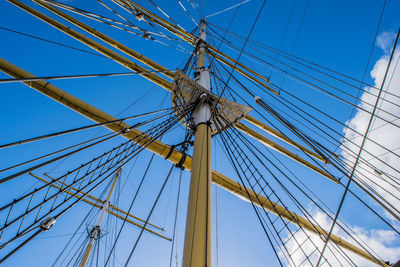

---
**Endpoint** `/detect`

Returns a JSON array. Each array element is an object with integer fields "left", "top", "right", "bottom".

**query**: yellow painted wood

[
  {"left": 235, "top": 122, "right": 338, "bottom": 183},
  {"left": 41, "top": 174, "right": 162, "bottom": 230},
  {"left": 31, "top": 0, "right": 174, "bottom": 81},
  {"left": 0, "top": 57, "right": 384, "bottom": 266},
  {"left": 112, "top": 0, "right": 278, "bottom": 95},
  {"left": 8, "top": 0, "right": 172, "bottom": 91},
  {"left": 80, "top": 170, "right": 120, "bottom": 267},
  {"left": 28, "top": 173, "right": 170, "bottom": 240},
  {"left": 243, "top": 115, "right": 327, "bottom": 162},
  {"left": 211, "top": 170, "right": 389, "bottom": 267},
  {"left": 182, "top": 124, "right": 212, "bottom": 267}
]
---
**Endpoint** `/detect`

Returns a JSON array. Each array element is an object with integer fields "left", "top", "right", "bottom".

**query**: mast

[
  {"left": 80, "top": 168, "right": 121, "bottom": 267},
  {"left": 182, "top": 19, "right": 212, "bottom": 267}
]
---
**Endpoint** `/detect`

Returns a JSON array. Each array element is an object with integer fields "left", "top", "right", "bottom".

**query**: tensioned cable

[
  {"left": 103, "top": 102, "right": 194, "bottom": 264},
  {"left": 206, "top": 0, "right": 241, "bottom": 69},
  {"left": 347, "top": 0, "right": 387, "bottom": 122},
  {"left": 205, "top": 0, "right": 250, "bottom": 18},
  {"left": 0, "top": 26, "right": 106, "bottom": 58},
  {"left": 211, "top": 32, "right": 400, "bottom": 113},
  {"left": 257, "top": 95, "right": 400, "bottom": 220},
  {"left": 0, "top": 105, "right": 190, "bottom": 259},
  {"left": 0, "top": 107, "right": 178, "bottom": 178},
  {"left": 208, "top": 21, "right": 400, "bottom": 105},
  {"left": 0, "top": 104, "right": 191, "bottom": 212},
  {"left": 0, "top": 132, "right": 112, "bottom": 174},
  {"left": 0, "top": 107, "right": 174, "bottom": 149},
  {"left": 233, "top": 125, "right": 386, "bottom": 264},
  {"left": 124, "top": 164, "right": 175, "bottom": 266},
  {"left": 169, "top": 169, "right": 182, "bottom": 267},
  {"left": 210, "top": 0, "right": 268, "bottom": 115},
  {"left": 207, "top": 21, "right": 393, "bottom": 94},
  {"left": 214, "top": 62, "right": 400, "bottom": 226},
  {"left": 208, "top": 32, "right": 400, "bottom": 124},
  {"left": 0, "top": 68, "right": 179, "bottom": 84},
  {"left": 108, "top": 0, "right": 191, "bottom": 49},
  {"left": 146, "top": 0, "right": 186, "bottom": 31},
  {"left": 316, "top": 26, "right": 400, "bottom": 267},
  {"left": 43, "top": 0, "right": 189, "bottom": 52},
  {"left": 216, "top": 116, "right": 341, "bottom": 266},
  {"left": 214, "top": 121, "right": 286, "bottom": 266},
  {"left": 276, "top": 0, "right": 309, "bottom": 88},
  {"left": 0, "top": 132, "right": 117, "bottom": 185},
  {"left": 265, "top": 86, "right": 400, "bottom": 176},
  {"left": 177, "top": 0, "right": 199, "bottom": 27},
  {"left": 104, "top": 153, "right": 156, "bottom": 265},
  {"left": 210, "top": 50, "right": 400, "bottom": 187},
  {"left": 100, "top": 0, "right": 189, "bottom": 52}
]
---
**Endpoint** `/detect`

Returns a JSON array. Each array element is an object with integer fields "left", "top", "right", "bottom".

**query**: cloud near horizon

[{"left": 280, "top": 32, "right": 400, "bottom": 266}]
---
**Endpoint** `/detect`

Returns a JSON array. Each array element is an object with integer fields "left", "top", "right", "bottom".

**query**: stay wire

[
  {"left": 169, "top": 170, "right": 183, "bottom": 267},
  {"left": 0, "top": 105, "right": 188, "bottom": 262},
  {"left": 124, "top": 164, "right": 175, "bottom": 266},
  {"left": 316, "top": 26, "right": 400, "bottom": 267},
  {"left": 220, "top": 74, "right": 400, "bottom": 230},
  {"left": 233, "top": 126, "right": 383, "bottom": 265},
  {"left": 213, "top": 33, "right": 400, "bottom": 125},
  {"left": 214, "top": 121, "right": 285, "bottom": 266},
  {"left": 213, "top": 54, "right": 400, "bottom": 196},
  {"left": 0, "top": 26, "right": 106, "bottom": 59},
  {"left": 211, "top": 32, "right": 400, "bottom": 114},
  {"left": 207, "top": 21, "right": 395, "bottom": 96},
  {"left": 0, "top": 108, "right": 187, "bottom": 233},
  {"left": 103, "top": 102, "right": 193, "bottom": 265},
  {"left": 0, "top": 107, "right": 177, "bottom": 181},
  {"left": 257, "top": 96, "right": 400, "bottom": 221},
  {"left": 210, "top": 0, "right": 268, "bottom": 116},
  {"left": 218, "top": 115, "right": 334, "bottom": 266},
  {"left": 0, "top": 107, "right": 175, "bottom": 149},
  {"left": 216, "top": 118, "right": 300, "bottom": 265},
  {"left": 347, "top": 0, "right": 387, "bottom": 121},
  {"left": 0, "top": 68, "right": 179, "bottom": 84}
]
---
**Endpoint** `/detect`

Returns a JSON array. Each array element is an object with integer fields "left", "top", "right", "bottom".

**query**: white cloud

[
  {"left": 280, "top": 32, "right": 400, "bottom": 266},
  {"left": 341, "top": 32, "right": 400, "bottom": 221},
  {"left": 280, "top": 211, "right": 400, "bottom": 266},
  {"left": 376, "top": 32, "right": 396, "bottom": 54}
]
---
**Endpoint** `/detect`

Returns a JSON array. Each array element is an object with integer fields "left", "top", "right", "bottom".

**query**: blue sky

[{"left": 1, "top": 0, "right": 400, "bottom": 266}]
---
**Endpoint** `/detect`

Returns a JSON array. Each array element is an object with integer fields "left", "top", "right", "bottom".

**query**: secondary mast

[
  {"left": 182, "top": 19, "right": 212, "bottom": 267},
  {"left": 80, "top": 168, "right": 121, "bottom": 267}
]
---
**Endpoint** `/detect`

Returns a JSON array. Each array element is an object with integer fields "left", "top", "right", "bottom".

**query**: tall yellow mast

[
  {"left": 182, "top": 19, "right": 212, "bottom": 267},
  {"left": 80, "top": 168, "right": 121, "bottom": 267}
]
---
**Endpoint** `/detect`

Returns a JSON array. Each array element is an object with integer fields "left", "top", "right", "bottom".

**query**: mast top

[{"left": 200, "top": 18, "right": 206, "bottom": 41}]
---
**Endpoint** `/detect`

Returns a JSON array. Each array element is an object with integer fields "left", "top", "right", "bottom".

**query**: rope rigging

[
  {"left": 316, "top": 25, "right": 400, "bottom": 267},
  {"left": 0, "top": 101, "right": 194, "bottom": 262},
  {"left": 2, "top": 0, "right": 400, "bottom": 266}
]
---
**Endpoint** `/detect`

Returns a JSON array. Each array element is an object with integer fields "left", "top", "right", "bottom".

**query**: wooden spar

[
  {"left": 39, "top": 173, "right": 163, "bottom": 231},
  {"left": 243, "top": 114, "right": 328, "bottom": 162},
  {"left": 79, "top": 169, "right": 120, "bottom": 267},
  {"left": 6, "top": 0, "right": 333, "bottom": 180},
  {"left": 0, "top": 56, "right": 387, "bottom": 267},
  {"left": 117, "top": 0, "right": 278, "bottom": 94},
  {"left": 28, "top": 173, "right": 170, "bottom": 241},
  {"left": 235, "top": 123, "right": 338, "bottom": 183},
  {"left": 182, "top": 20, "right": 212, "bottom": 267}
]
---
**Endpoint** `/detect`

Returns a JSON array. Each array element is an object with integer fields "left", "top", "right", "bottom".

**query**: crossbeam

[
  {"left": 235, "top": 123, "right": 337, "bottom": 182},
  {"left": 29, "top": 173, "right": 170, "bottom": 240},
  {"left": 243, "top": 114, "right": 328, "bottom": 162},
  {"left": 0, "top": 56, "right": 386, "bottom": 266},
  {"left": 41, "top": 0, "right": 277, "bottom": 95},
  {"left": 116, "top": 0, "right": 276, "bottom": 92},
  {"left": 7, "top": 0, "right": 332, "bottom": 180},
  {"left": 40, "top": 173, "right": 163, "bottom": 231}
]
